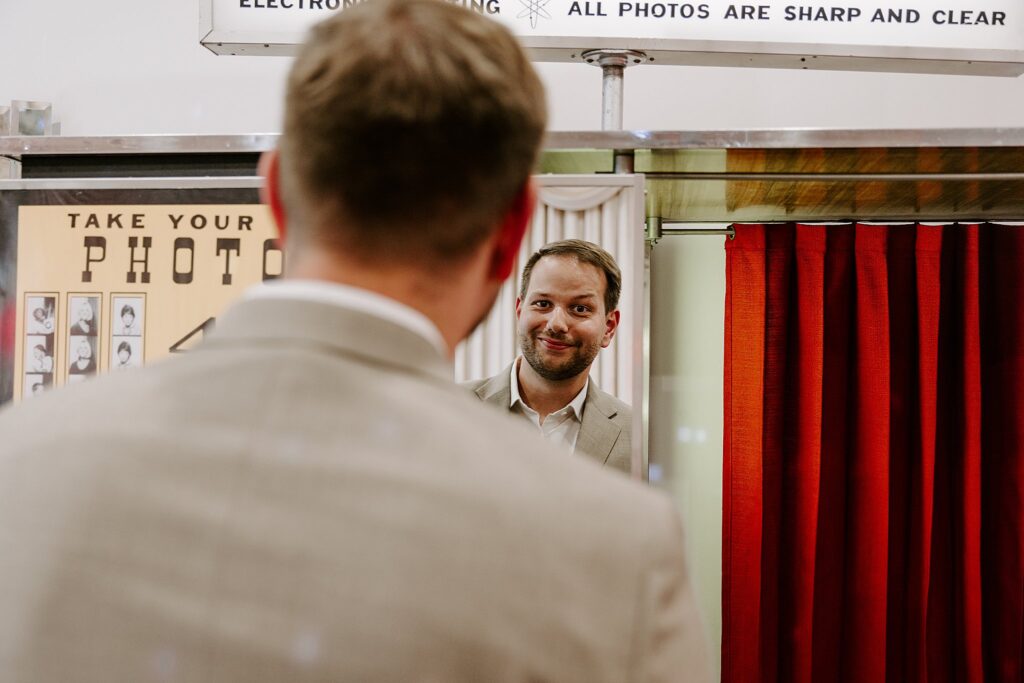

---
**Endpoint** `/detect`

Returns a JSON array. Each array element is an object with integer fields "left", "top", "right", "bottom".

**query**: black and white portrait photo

[
  {"left": 23, "top": 374, "right": 52, "bottom": 397},
  {"left": 25, "top": 296, "right": 56, "bottom": 335},
  {"left": 24, "top": 335, "right": 55, "bottom": 374},
  {"left": 68, "top": 335, "right": 98, "bottom": 378},
  {"left": 69, "top": 296, "right": 100, "bottom": 337},
  {"left": 112, "top": 296, "right": 144, "bottom": 336},
  {"left": 111, "top": 337, "right": 142, "bottom": 370}
]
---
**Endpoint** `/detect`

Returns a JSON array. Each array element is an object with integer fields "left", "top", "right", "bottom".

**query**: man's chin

[{"left": 524, "top": 355, "right": 584, "bottom": 382}]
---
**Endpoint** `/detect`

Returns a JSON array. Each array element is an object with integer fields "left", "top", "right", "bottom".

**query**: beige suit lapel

[
  {"left": 473, "top": 363, "right": 514, "bottom": 409},
  {"left": 205, "top": 296, "right": 453, "bottom": 384},
  {"left": 576, "top": 382, "right": 622, "bottom": 465}
]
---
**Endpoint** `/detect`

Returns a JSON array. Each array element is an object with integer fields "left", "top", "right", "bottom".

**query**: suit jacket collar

[
  {"left": 204, "top": 296, "right": 453, "bottom": 384},
  {"left": 473, "top": 363, "right": 514, "bottom": 408},
  {"left": 475, "top": 363, "right": 622, "bottom": 465},
  {"left": 577, "top": 381, "right": 622, "bottom": 465}
]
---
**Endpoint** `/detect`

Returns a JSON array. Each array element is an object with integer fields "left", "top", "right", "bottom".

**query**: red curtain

[{"left": 723, "top": 223, "right": 1023, "bottom": 683}]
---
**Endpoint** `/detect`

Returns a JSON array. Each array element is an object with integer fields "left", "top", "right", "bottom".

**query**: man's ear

[
  {"left": 515, "top": 296, "right": 523, "bottom": 320},
  {"left": 259, "top": 150, "right": 288, "bottom": 246},
  {"left": 489, "top": 179, "right": 535, "bottom": 281},
  {"left": 601, "top": 309, "right": 621, "bottom": 348}
]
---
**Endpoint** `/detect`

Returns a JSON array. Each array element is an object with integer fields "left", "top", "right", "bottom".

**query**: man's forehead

[
  {"left": 526, "top": 254, "right": 606, "bottom": 296},
  {"left": 532, "top": 254, "right": 604, "bottom": 278}
]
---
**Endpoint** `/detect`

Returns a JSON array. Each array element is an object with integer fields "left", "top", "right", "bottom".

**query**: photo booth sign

[
  {"left": 6, "top": 201, "right": 278, "bottom": 402},
  {"left": 200, "top": 0, "right": 1024, "bottom": 75}
]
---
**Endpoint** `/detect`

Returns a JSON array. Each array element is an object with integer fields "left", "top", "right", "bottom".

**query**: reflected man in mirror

[{"left": 466, "top": 239, "right": 632, "bottom": 473}]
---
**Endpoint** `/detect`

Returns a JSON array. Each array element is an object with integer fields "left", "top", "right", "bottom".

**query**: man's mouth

[{"left": 539, "top": 337, "right": 573, "bottom": 351}]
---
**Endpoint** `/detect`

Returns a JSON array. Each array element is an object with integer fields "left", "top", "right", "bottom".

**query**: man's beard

[{"left": 519, "top": 330, "right": 600, "bottom": 382}]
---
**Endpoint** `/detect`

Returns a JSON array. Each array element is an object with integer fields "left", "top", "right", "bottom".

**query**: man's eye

[
  {"left": 533, "top": 300, "right": 550, "bottom": 308},
  {"left": 573, "top": 305, "right": 590, "bottom": 314}
]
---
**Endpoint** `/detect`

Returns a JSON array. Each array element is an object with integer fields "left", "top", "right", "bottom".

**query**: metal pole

[
  {"left": 599, "top": 57, "right": 625, "bottom": 131},
  {"left": 581, "top": 49, "right": 648, "bottom": 173},
  {"left": 641, "top": 239, "right": 652, "bottom": 482}
]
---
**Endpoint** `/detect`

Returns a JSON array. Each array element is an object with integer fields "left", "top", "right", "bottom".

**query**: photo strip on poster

[
  {"left": 66, "top": 294, "right": 100, "bottom": 384},
  {"left": 22, "top": 294, "right": 57, "bottom": 397},
  {"left": 110, "top": 294, "right": 145, "bottom": 370},
  {"left": 10, "top": 203, "right": 279, "bottom": 402}
]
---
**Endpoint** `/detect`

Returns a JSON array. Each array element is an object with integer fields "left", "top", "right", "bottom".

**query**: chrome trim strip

[
  {"left": 0, "top": 177, "right": 262, "bottom": 190},
  {"left": 7, "top": 128, "right": 1024, "bottom": 157}
]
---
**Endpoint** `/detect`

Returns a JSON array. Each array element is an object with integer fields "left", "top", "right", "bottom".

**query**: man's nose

[{"left": 546, "top": 307, "right": 570, "bottom": 333}]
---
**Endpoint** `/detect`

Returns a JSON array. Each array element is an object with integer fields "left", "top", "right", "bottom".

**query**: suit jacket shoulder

[{"left": 0, "top": 299, "right": 704, "bottom": 682}]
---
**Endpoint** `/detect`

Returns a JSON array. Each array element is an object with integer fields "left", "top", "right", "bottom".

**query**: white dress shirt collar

[
  {"left": 509, "top": 358, "right": 589, "bottom": 453},
  {"left": 509, "top": 357, "right": 589, "bottom": 419}
]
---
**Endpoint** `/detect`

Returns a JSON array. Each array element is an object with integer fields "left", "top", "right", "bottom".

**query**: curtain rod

[
  {"left": 645, "top": 218, "right": 735, "bottom": 241},
  {"left": 647, "top": 221, "right": 1024, "bottom": 241},
  {"left": 660, "top": 226, "right": 736, "bottom": 237}
]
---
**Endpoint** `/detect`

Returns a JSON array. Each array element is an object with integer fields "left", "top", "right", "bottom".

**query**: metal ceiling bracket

[{"left": 645, "top": 216, "right": 663, "bottom": 245}]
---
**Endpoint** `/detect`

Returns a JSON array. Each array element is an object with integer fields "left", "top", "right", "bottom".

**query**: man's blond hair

[{"left": 279, "top": 0, "right": 547, "bottom": 264}]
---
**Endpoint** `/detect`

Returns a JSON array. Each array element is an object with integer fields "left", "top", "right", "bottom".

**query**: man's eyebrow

[{"left": 530, "top": 291, "right": 598, "bottom": 301}]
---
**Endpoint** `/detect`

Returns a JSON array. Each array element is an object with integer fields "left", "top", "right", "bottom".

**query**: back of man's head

[{"left": 279, "top": 0, "right": 548, "bottom": 265}]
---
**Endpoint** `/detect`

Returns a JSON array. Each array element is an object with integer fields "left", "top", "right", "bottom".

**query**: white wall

[
  {"left": 3, "top": 0, "right": 1024, "bottom": 134},
  {"left": 1, "top": 1, "right": 289, "bottom": 136},
  {"left": 649, "top": 233, "right": 726, "bottom": 677}
]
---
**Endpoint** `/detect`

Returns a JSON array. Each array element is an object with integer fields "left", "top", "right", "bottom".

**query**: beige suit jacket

[
  {"left": 464, "top": 363, "right": 633, "bottom": 474},
  {"left": 0, "top": 296, "right": 709, "bottom": 683}
]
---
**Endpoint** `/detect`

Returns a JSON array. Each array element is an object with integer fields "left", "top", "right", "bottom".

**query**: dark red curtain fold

[
  {"left": 724, "top": 222, "right": 1023, "bottom": 683},
  {"left": 980, "top": 228, "right": 1024, "bottom": 683}
]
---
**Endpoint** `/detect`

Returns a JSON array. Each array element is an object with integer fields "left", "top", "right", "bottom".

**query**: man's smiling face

[{"left": 516, "top": 255, "right": 617, "bottom": 382}]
